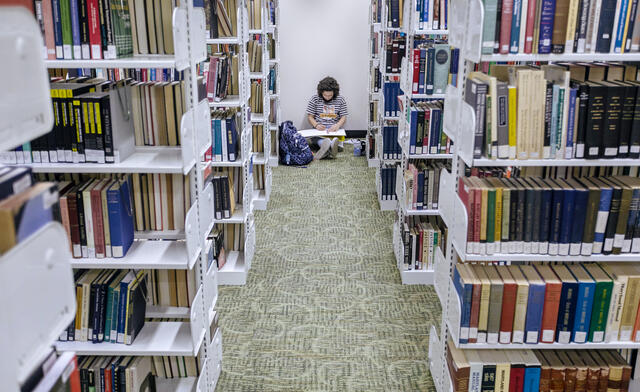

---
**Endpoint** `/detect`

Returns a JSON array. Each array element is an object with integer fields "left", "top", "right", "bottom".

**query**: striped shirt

[{"left": 306, "top": 95, "right": 348, "bottom": 127}]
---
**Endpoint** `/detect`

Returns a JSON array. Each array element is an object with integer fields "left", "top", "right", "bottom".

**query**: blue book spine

[
  {"left": 538, "top": 0, "right": 557, "bottom": 54},
  {"left": 625, "top": 188, "right": 640, "bottom": 251},
  {"left": 119, "top": 178, "right": 134, "bottom": 256},
  {"left": 596, "top": 0, "right": 619, "bottom": 52},
  {"left": 417, "top": 171, "right": 424, "bottom": 209},
  {"left": 69, "top": 0, "right": 81, "bottom": 58},
  {"left": 52, "top": 0, "right": 64, "bottom": 59},
  {"left": 216, "top": 120, "right": 223, "bottom": 160},
  {"left": 566, "top": 88, "right": 577, "bottom": 158},
  {"left": 426, "top": 48, "right": 435, "bottom": 95},
  {"left": 394, "top": 126, "right": 400, "bottom": 158},
  {"left": 555, "top": 281, "right": 579, "bottom": 342},
  {"left": 559, "top": 187, "right": 576, "bottom": 254},
  {"left": 549, "top": 187, "right": 564, "bottom": 251},
  {"left": 109, "top": 288, "right": 119, "bottom": 342},
  {"left": 594, "top": 187, "right": 613, "bottom": 253},
  {"left": 539, "top": 188, "right": 553, "bottom": 249},
  {"left": 570, "top": 188, "right": 589, "bottom": 253},
  {"left": 434, "top": 108, "right": 442, "bottom": 153},
  {"left": 384, "top": 83, "right": 390, "bottom": 116},
  {"left": 419, "top": 50, "right": 426, "bottom": 94},
  {"left": 453, "top": 267, "right": 471, "bottom": 344},
  {"left": 107, "top": 185, "right": 123, "bottom": 257},
  {"left": 430, "top": 108, "right": 438, "bottom": 153},
  {"left": 523, "top": 367, "right": 541, "bottom": 392},
  {"left": 550, "top": 86, "right": 559, "bottom": 158},
  {"left": 410, "top": 107, "right": 418, "bottom": 154},
  {"left": 382, "top": 127, "right": 388, "bottom": 159},
  {"left": 510, "top": 0, "right": 523, "bottom": 53},
  {"left": 116, "top": 281, "right": 129, "bottom": 343},
  {"left": 228, "top": 118, "right": 238, "bottom": 161},
  {"left": 524, "top": 282, "right": 546, "bottom": 343},
  {"left": 571, "top": 278, "right": 596, "bottom": 343},
  {"left": 422, "top": 0, "right": 428, "bottom": 25},
  {"left": 614, "top": 0, "right": 631, "bottom": 52}
]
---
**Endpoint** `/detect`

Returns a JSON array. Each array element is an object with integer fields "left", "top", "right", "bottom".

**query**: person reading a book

[{"left": 305, "top": 76, "right": 348, "bottom": 160}]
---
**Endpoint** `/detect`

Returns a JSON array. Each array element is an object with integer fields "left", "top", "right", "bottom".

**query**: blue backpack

[{"left": 279, "top": 121, "right": 313, "bottom": 165}]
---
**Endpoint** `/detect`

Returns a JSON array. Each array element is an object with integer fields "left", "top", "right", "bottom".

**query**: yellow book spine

[
  {"left": 478, "top": 282, "right": 491, "bottom": 333},
  {"left": 508, "top": 86, "right": 517, "bottom": 159},
  {"left": 496, "top": 363, "right": 511, "bottom": 392},
  {"left": 494, "top": 187, "right": 503, "bottom": 248},
  {"left": 621, "top": 1, "right": 634, "bottom": 53},
  {"left": 620, "top": 277, "right": 640, "bottom": 340},
  {"left": 512, "top": 283, "right": 529, "bottom": 342}
]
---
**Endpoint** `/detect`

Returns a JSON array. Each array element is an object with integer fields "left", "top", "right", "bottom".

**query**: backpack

[{"left": 279, "top": 121, "right": 313, "bottom": 165}]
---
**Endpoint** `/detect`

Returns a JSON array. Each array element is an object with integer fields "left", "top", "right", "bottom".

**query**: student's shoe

[
  {"left": 338, "top": 141, "right": 344, "bottom": 152},
  {"left": 314, "top": 139, "right": 331, "bottom": 160},
  {"left": 329, "top": 138, "right": 339, "bottom": 158}
]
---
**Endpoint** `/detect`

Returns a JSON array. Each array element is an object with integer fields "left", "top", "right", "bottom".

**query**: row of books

[
  {"left": 447, "top": 340, "right": 634, "bottom": 392},
  {"left": 454, "top": 262, "right": 640, "bottom": 345},
  {"left": 481, "top": 0, "right": 640, "bottom": 54},
  {"left": 75, "top": 355, "right": 153, "bottom": 392},
  {"left": 212, "top": 173, "right": 239, "bottom": 220},
  {"left": 459, "top": 175, "right": 640, "bottom": 256},
  {"left": 369, "top": 100, "right": 380, "bottom": 124},
  {"left": 404, "top": 161, "right": 446, "bottom": 210},
  {"left": 385, "top": 36, "right": 406, "bottom": 74},
  {"left": 130, "top": 173, "right": 190, "bottom": 233},
  {"left": 408, "top": 100, "right": 452, "bottom": 155},
  {"left": 32, "top": 0, "right": 175, "bottom": 60},
  {"left": 465, "top": 164, "right": 640, "bottom": 184},
  {"left": 253, "top": 124, "right": 264, "bottom": 153},
  {"left": 414, "top": 0, "right": 448, "bottom": 30},
  {"left": 61, "top": 269, "right": 146, "bottom": 344},
  {"left": 371, "top": 31, "right": 380, "bottom": 57},
  {"left": 208, "top": 110, "right": 241, "bottom": 162},
  {"left": 401, "top": 215, "right": 446, "bottom": 270},
  {"left": 149, "top": 352, "right": 203, "bottom": 379},
  {"left": 371, "top": 66, "right": 382, "bottom": 92},
  {"left": 217, "top": 222, "right": 245, "bottom": 253},
  {"left": 383, "top": 81, "right": 402, "bottom": 117},
  {"left": 247, "top": 0, "right": 263, "bottom": 30},
  {"left": 131, "top": 80, "right": 186, "bottom": 147},
  {"left": 382, "top": 125, "right": 402, "bottom": 159},
  {"left": 466, "top": 64, "right": 640, "bottom": 161},
  {"left": 205, "top": 0, "right": 238, "bottom": 39},
  {"left": 250, "top": 81, "right": 264, "bottom": 113},
  {"left": 248, "top": 37, "right": 263, "bottom": 72},
  {"left": 410, "top": 43, "right": 454, "bottom": 95},
  {"left": 147, "top": 268, "right": 198, "bottom": 308},
  {"left": 387, "top": 0, "right": 405, "bottom": 28},
  {"left": 372, "top": 0, "right": 382, "bottom": 23},
  {"left": 205, "top": 53, "right": 240, "bottom": 103},
  {"left": 267, "top": 0, "right": 277, "bottom": 25},
  {"left": 380, "top": 165, "right": 398, "bottom": 201},
  {"left": 253, "top": 163, "right": 266, "bottom": 191}
]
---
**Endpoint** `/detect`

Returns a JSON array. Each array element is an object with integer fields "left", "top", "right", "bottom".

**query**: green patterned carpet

[{"left": 215, "top": 145, "right": 441, "bottom": 391}]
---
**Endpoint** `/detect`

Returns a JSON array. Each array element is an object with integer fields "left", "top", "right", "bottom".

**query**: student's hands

[
  {"left": 315, "top": 123, "right": 326, "bottom": 131},
  {"left": 327, "top": 125, "right": 339, "bottom": 133}
]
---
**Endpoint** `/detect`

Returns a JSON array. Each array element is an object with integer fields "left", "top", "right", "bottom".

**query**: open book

[{"left": 297, "top": 129, "right": 347, "bottom": 138}]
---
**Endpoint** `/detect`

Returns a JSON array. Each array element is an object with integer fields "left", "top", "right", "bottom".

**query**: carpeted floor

[{"left": 215, "top": 145, "right": 441, "bottom": 391}]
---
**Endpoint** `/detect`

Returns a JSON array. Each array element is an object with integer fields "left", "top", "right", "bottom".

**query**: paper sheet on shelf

[{"left": 297, "top": 129, "right": 347, "bottom": 138}]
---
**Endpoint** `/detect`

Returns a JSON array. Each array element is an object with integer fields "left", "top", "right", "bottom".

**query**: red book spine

[
  {"left": 540, "top": 281, "right": 563, "bottom": 343},
  {"left": 412, "top": 49, "right": 420, "bottom": 93},
  {"left": 42, "top": 0, "right": 56, "bottom": 59},
  {"left": 91, "top": 188, "right": 106, "bottom": 258},
  {"left": 499, "top": 281, "right": 517, "bottom": 342},
  {"left": 473, "top": 187, "right": 482, "bottom": 247},
  {"left": 67, "top": 194, "right": 81, "bottom": 258},
  {"left": 104, "top": 366, "right": 112, "bottom": 392},
  {"left": 499, "top": 0, "right": 514, "bottom": 54},
  {"left": 524, "top": 0, "right": 538, "bottom": 53},
  {"left": 509, "top": 367, "right": 525, "bottom": 392},
  {"left": 87, "top": 0, "right": 102, "bottom": 59},
  {"left": 458, "top": 178, "right": 475, "bottom": 247},
  {"left": 469, "top": 282, "right": 482, "bottom": 343},
  {"left": 69, "top": 356, "right": 81, "bottom": 392},
  {"left": 422, "top": 108, "right": 431, "bottom": 148},
  {"left": 631, "top": 299, "right": 640, "bottom": 341}
]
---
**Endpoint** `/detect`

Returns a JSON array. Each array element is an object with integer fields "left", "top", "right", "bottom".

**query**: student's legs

[{"left": 310, "top": 137, "right": 331, "bottom": 160}]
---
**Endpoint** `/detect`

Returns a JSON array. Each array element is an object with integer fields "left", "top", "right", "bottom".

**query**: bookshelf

[
  {"left": 367, "top": 1, "right": 382, "bottom": 169},
  {"left": 0, "top": 8, "right": 75, "bottom": 391},
  {"left": 267, "top": 0, "right": 281, "bottom": 167},
  {"left": 428, "top": 0, "right": 640, "bottom": 390}
]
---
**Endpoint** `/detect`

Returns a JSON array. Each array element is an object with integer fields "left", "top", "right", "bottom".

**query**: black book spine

[
  {"left": 98, "top": 0, "right": 113, "bottom": 58},
  {"left": 494, "top": 0, "right": 502, "bottom": 54},
  {"left": 214, "top": 177, "right": 223, "bottom": 219},
  {"left": 80, "top": 367, "right": 87, "bottom": 392},
  {"left": 101, "top": 94, "right": 114, "bottom": 163},
  {"left": 576, "top": 83, "right": 589, "bottom": 158},
  {"left": 573, "top": 0, "right": 588, "bottom": 52},
  {"left": 386, "top": 48, "right": 392, "bottom": 73},
  {"left": 78, "top": 0, "right": 89, "bottom": 58},
  {"left": 94, "top": 97, "right": 106, "bottom": 163},
  {"left": 603, "top": 184, "right": 622, "bottom": 254},
  {"left": 618, "top": 84, "right": 636, "bottom": 158},
  {"left": 508, "top": 184, "right": 518, "bottom": 244},
  {"left": 90, "top": 281, "right": 99, "bottom": 342},
  {"left": 595, "top": 0, "right": 618, "bottom": 52},
  {"left": 118, "top": 366, "right": 127, "bottom": 392},
  {"left": 403, "top": 223, "right": 410, "bottom": 269},
  {"left": 602, "top": 85, "right": 623, "bottom": 158},
  {"left": 584, "top": 84, "right": 606, "bottom": 159},
  {"left": 481, "top": 366, "right": 497, "bottom": 392},
  {"left": 516, "top": 188, "right": 526, "bottom": 244},
  {"left": 523, "top": 184, "right": 536, "bottom": 246},
  {"left": 630, "top": 83, "right": 640, "bottom": 158},
  {"left": 544, "top": 82, "right": 554, "bottom": 154},
  {"left": 221, "top": 175, "right": 230, "bottom": 219},
  {"left": 532, "top": 186, "right": 542, "bottom": 247},
  {"left": 57, "top": 93, "right": 66, "bottom": 159},
  {"left": 97, "top": 282, "right": 107, "bottom": 341}
]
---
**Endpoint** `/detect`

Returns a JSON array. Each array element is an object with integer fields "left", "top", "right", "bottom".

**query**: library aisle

[{"left": 215, "top": 145, "right": 441, "bottom": 391}]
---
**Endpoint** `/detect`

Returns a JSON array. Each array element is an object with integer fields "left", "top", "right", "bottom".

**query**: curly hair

[{"left": 317, "top": 77, "right": 340, "bottom": 98}]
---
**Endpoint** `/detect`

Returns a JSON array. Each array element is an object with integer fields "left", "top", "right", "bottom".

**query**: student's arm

[
  {"left": 328, "top": 116, "right": 346, "bottom": 132},
  {"left": 308, "top": 114, "right": 325, "bottom": 130}
]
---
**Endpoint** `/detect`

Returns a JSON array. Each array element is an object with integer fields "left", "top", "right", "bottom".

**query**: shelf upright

[
  {"left": 427, "top": 0, "right": 640, "bottom": 389},
  {"left": 267, "top": 0, "right": 281, "bottom": 167},
  {"left": 367, "top": 0, "right": 383, "bottom": 169}
]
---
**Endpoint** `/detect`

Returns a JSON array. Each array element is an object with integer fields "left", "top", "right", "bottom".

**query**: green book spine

[
  {"left": 104, "top": 286, "right": 113, "bottom": 342},
  {"left": 588, "top": 281, "right": 613, "bottom": 342},
  {"left": 487, "top": 188, "right": 496, "bottom": 246},
  {"left": 110, "top": 0, "right": 133, "bottom": 57},
  {"left": 59, "top": 0, "right": 72, "bottom": 59},
  {"left": 482, "top": 0, "right": 498, "bottom": 54}
]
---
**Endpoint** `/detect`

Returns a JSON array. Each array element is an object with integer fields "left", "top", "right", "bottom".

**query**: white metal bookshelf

[
  {"left": 428, "top": 0, "right": 640, "bottom": 389},
  {"left": 366, "top": 2, "right": 382, "bottom": 169},
  {"left": 268, "top": 0, "right": 281, "bottom": 167},
  {"left": 2, "top": 2, "right": 224, "bottom": 390}
]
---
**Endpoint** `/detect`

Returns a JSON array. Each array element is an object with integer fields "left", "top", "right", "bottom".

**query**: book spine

[
  {"left": 524, "top": 283, "right": 545, "bottom": 343},
  {"left": 91, "top": 188, "right": 106, "bottom": 258},
  {"left": 551, "top": 0, "right": 569, "bottom": 52},
  {"left": 69, "top": 0, "right": 81, "bottom": 58},
  {"left": 51, "top": 0, "right": 64, "bottom": 58},
  {"left": 59, "top": 0, "right": 73, "bottom": 59},
  {"left": 538, "top": 0, "right": 557, "bottom": 53},
  {"left": 596, "top": 0, "right": 619, "bottom": 52},
  {"left": 625, "top": 0, "right": 640, "bottom": 50},
  {"left": 87, "top": 0, "right": 102, "bottom": 59},
  {"left": 499, "top": 282, "right": 517, "bottom": 343},
  {"left": 540, "top": 281, "right": 562, "bottom": 342},
  {"left": 590, "top": 281, "right": 613, "bottom": 342},
  {"left": 556, "top": 281, "right": 578, "bottom": 343},
  {"left": 603, "top": 85, "right": 623, "bottom": 158}
]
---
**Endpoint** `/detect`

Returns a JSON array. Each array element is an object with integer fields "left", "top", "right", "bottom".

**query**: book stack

[
  {"left": 147, "top": 269, "right": 198, "bottom": 309},
  {"left": 387, "top": 0, "right": 405, "bottom": 28},
  {"left": 61, "top": 269, "right": 147, "bottom": 345},
  {"left": 268, "top": 68, "right": 277, "bottom": 94},
  {"left": 481, "top": 0, "right": 640, "bottom": 55},
  {"left": 248, "top": 37, "right": 263, "bottom": 72},
  {"left": 380, "top": 164, "right": 398, "bottom": 200},
  {"left": 205, "top": 53, "right": 240, "bottom": 103},
  {"left": 32, "top": 0, "right": 176, "bottom": 60},
  {"left": 247, "top": 0, "right": 262, "bottom": 30},
  {"left": 459, "top": 174, "right": 640, "bottom": 256},
  {"left": 414, "top": 0, "right": 448, "bottom": 30},
  {"left": 385, "top": 34, "right": 406, "bottom": 74},
  {"left": 467, "top": 63, "right": 640, "bottom": 160},
  {"left": 453, "top": 262, "right": 640, "bottom": 345},
  {"left": 131, "top": 80, "right": 186, "bottom": 147},
  {"left": 384, "top": 80, "right": 401, "bottom": 117},
  {"left": 446, "top": 339, "right": 634, "bottom": 392},
  {"left": 75, "top": 355, "right": 154, "bottom": 391},
  {"left": 403, "top": 160, "right": 447, "bottom": 210},
  {"left": 210, "top": 168, "right": 242, "bottom": 219},
  {"left": 401, "top": 215, "right": 446, "bottom": 270},
  {"left": 382, "top": 125, "right": 402, "bottom": 159},
  {"left": 253, "top": 125, "right": 264, "bottom": 153},
  {"left": 253, "top": 164, "right": 265, "bottom": 191},
  {"left": 149, "top": 352, "right": 203, "bottom": 379},
  {"left": 410, "top": 42, "right": 454, "bottom": 95},
  {"left": 204, "top": 0, "right": 238, "bottom": 39},
  {"left": 208, "top": 109, "right": 241, "bottom": 162},
  {"left": 408, "top": 100, "right": 453, "bottom": 155},
  {"left": 250, "top": 81, "right": 264, "bottom": 114}
]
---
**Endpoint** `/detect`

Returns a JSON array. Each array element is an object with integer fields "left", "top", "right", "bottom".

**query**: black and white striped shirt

[{"left": 306, "top": 95, "right": 348, "bottom": 127}]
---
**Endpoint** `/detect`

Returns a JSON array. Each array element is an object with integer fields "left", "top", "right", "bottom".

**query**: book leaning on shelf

[
  {"left": 480, "top": 0, "right": 640, "bottom": 55},
  {"left": 206, "top": 109, "right": 241, "bottom": 162},
  {"left": 250, "top": 80, "right": 264, "bottom": 113},
  {"left": 401, "top": 215, "right": 446, "bottom": 271},
  {"left": 204, "top": 0, "right": 238, "bottom": 39},
  {"left": 453, "top": 262, "right": 640, "bottom": 346},
  {"left": 459, "top": 174, "right": 640, "bottom": 256},
  {"left": 248, "top": 37, "right": 263, "bottom": 72},
  {"left": 205, "top": 52, "right": 240, "bottom": 102},
  {"left": 31, "top": 0, "right": 177, "bottom": 60},
  {"left": 467, "top": 62, "right": 640, "bottom": 160},
  {"left": 446, "top": 338, "right": 633, "bottom": 392},
  {"left": 247, "top": 0, "right": 262, "bottom": 30}
]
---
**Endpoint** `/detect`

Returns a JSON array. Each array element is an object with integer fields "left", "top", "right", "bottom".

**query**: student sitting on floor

[{"left": 305, "top": 76, "right": 348, "bottom": 160}]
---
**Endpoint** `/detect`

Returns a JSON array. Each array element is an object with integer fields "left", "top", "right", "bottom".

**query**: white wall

[{"left": 279, "top": 0, "right": 369, "bottom": 130}]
